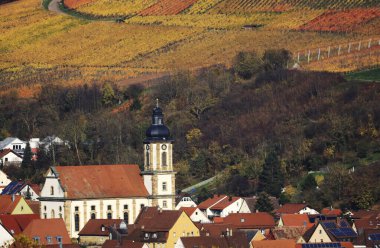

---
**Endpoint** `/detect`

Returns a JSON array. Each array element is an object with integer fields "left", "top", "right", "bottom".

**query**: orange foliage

[
  {"left": 299, "top": 8, "right": 380, "bottom": 32},
  {"left": 64, "top": 0, "right": 94, "bottom": 8},
  {"left": 139, "top": 0, "right": 198, "bottom": 16}
]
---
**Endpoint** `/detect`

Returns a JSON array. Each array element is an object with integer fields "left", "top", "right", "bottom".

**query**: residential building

[
  {"left": 2, "top": 181, "right": 41, "bottom": 201},
  {"left": 271, "top": 226, "right": 308, "bottom": 242},
  {"left": 303, "top": 220, "right": 357, "bottom": 243},
  {"left": 218, "top": 213, "right": 276, "bottom": 232},
  {"left": 251, "top": 239, "right": 296, "bottom": 248},
  {"left": 0, "top": 137, "right": 26, "bottom": 156},
  {"left": 102, "top": 240, "right": 148, "bottom": 248},
  {"left": 0, "top": 170, "right": 11, "bottom": 193},
  {"left": 127, "top": 207, "right": 200, "bottom": 248},
  {"left": 78, "top": 219, "right": 125, "bottom": 245},
  {"left": 22, "top": 219, "right": 71, "bottom": 246},
  {"left": 278, "top": 214, "right": 313, "bottom": 228},
  {"left": 0, "top": 195, "right": 34, "bottom": 215},
  {"left": 321, "top": 208, "right": 342, "bottom": 217},
  {"left": 175, "top": 232, "right": 249, "bottom": 248},
  {"left": 175, "top": 194, "right": 197, "bottom": 210},
  {"left": 0, "top": 213, "right": 40, "bottom": 236},
  {"left": 295, "top": 242, "right": 354, "bottom": 248},
  {"left": 39, "top": 104, "right": 176, "bottom": 238},
  {"left": 0, "top": 149, "right": 22, "bottom": 167},
  {"left": 198, "top": 195, "right": 251, "bottom": 218},
  {"left": 276, "top": 204, "right": 319, "bottom": 216},
  {"left": 180, "top": 207, "right": 211, "bottom": 223}
]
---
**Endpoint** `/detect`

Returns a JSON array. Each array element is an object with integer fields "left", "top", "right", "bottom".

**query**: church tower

[{"left": 142, "top": 100, "right": 176, "bottom": 210}]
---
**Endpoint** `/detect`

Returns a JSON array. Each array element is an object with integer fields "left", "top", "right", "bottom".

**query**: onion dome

[{"left": 145, "top": 99, "right": 172, "bottom": 142}]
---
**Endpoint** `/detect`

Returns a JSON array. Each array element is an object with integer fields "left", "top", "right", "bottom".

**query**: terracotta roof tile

[
  {"left": 222, "top": 213, "right": 275, "bottom": 229},
  {"left": 45, "top": 245, "right": 80, "bottom": 248},
  {"left": 321, "top": 208, "right": 342, "bottom": 216},
  {"left": 251, "top": 239, "right": 296, "bottom": 248},
  {"left": 271, "top": 226, "right": 308, "bottom": 240},
  {"left": 354, "top": 217, "right": 380, "bottom": 230},
  {"left": 210, "top": 197, "right": 240, "bottom": 210},
  {"left": 134, "top": 207, "right": 182, "bottom": 232},
  {"left": 180, "top": 236, "right": 229, "bottom": 248},
  {"left": 198, "top": 195, "right": 227, "bottom": 210},
  {"left": 0, "top": 214, "right": 22, "bottom": 235},
  {"left": 198, "top": 223, "right": 237, "bottom": 237},
  {"left": 22, "top": 219, "right": 71, "bottom": 245},
  {"left": 280, "top": 214, "right": 313, "bottom": 227},
  {"left": 0, "top": 195, "right": 22, "bottom": 214},
  {"left": 102, "top": 240, "right": 145, "bottom": 248},
  {"left": 26, "top": 200, "right": 40, "bottom": 215},
  {"left": 79, "top": 219, "right": 124, "bottom": 236},
  {"left": 276, "top": 204, "right": 307, "bottom": 214},
  {"left": 54, "top": 164, "right": 149, "bottom": 199},
  {"left": 180, "top": 207, "right": 197, "bottom": 217}
]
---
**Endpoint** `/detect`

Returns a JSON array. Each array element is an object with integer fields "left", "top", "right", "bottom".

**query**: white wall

[
  {"left": 299, "top": 207, "right": 319, "bottom": 215},
  {"left": 0, "top": 170, "right": 11, "bottom": 193},
  {"left": 1, "top": 152, "right": 22, "bottom": 166},
  {"left": 190, "top": 209, "right": 211, "bottom": 223},
  {"left": 157, "top": 174, "right": 173, "bottom": 195},
  {"left": 175, "top": 197, "right": 197, "bottom": 210},
  {"left": 0, "top": 224, "right": 14, "bottom": 247}
]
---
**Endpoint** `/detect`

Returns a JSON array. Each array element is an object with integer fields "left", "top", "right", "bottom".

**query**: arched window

[
  {"left": 162, "top": 152, "right": 167, "bottom": 167},
  {"left": 123, "top": 212, "right": 129, "bottom": 223},
  {"left": 50, "top": 186, "right": 54, "bottom": 195},
  {"left": 74, "top": 214, "right": 80, "bottom": 231},
  {"left": 146, "top": 151, "right": 150, "bottom": 167},
  {"left": 91, "top": 213, "right": 96, "bottom": 219},
  {"left": 107, "top": 212, "right": 112, "bottom": 219},
  {"left": 51, "top": 209, "right": 55, "bottom": 218}
]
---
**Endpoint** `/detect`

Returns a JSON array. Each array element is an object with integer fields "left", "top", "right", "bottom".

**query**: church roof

[{"left": 53, "top": 164, "right": 149, "bottom": 199}]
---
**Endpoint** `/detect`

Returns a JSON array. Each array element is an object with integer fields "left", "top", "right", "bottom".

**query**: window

[
  {"left": 321, "top": 239, "right": 324, "bottom": 243},
  {"left": 44, "top": 206, "right": 47, "bottom": 211},
  {"left": 146, "top": 151, "right": 150, "bottom": 167},
  {"left": 107, "top": 212, "right": 112, "bottom": 219},
  {"left": 91, "top": 205, "right": 96, "bottom": 211},
  {"left": 319, "top": 230, "right": 322, "bottom": 234},
  {"left": 44, "top": 213, "right": 47, "bottom": 219},
  {"left": 124, "top": 212, "right": 129, "bottom": 223},
  {"left": 59, "top": 213, "right": 62, "bottom": 218},
  {"left": 21, "top": 206, "right": 24, "bottom": 211},
  {"left": 33, "top": 236, "right": 40, "bottom": 244},
  {"left": 91, "top": 213, "right": 96, "bottom": 219},
  {"left": 107, "top": 205, "right": 112, "bottom": 210},
  {"left": 5, "top": 158, "right": 8, "bottom": 162},
  {"left": 56, "top": 236, "right": 62, "bottom": 244},
  {"left": 144, "top": 233, "right": 149, "bottom": 240},
  {"left": 51, "top": 209, "right": 55, "bottom": 218},
  {"left": 46, "top": 236, "right": 52, "bottom": 244},
  {"left": 163, "top": 201, "right": 167, "bottom": 208},
  {"left": 75, "top": 206, "right": 79, "bottom": 212},
  {"left": 124, "top": 204, "right": 128, "bottom": 210},
  {"left": 162, "top": 182, "right": 167, "bottom": 191},
  {"left": 74, "top": 214, "right": 80, "bottom": 232},
  {"left": 50, "top": 186, "right": 54, "bottom": 195},
  {"left": 162, "top": 152, "right": 167, "bottom": 167},
  {"left": 59, "top": 206, "right": 62, "bottom": 212},
  {"left": 152, "top": 233, "right": 157, "bottom": 239},
  {"left": 241, "top": 218, "right": 245, "bottom": 223}
]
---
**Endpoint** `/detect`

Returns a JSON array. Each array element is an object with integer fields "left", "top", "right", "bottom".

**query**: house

[
  {"left": 0, "top": 137, "right": 26, "bottom": 156},
  {"left": 352, "top": 215, "right": 380, "bottom": 233},
  {"left": 218, "top": 213, "right": 275, "bottom": 232},
  {"left": 180, "top": 207, "right": 211, "bottom": 223},
  {"left": 78, "top": 219, "right": 126, "bottom": 245},
  {"left": 198, "top": 195, "right": 251, "bottom": 218},
  {"left": 197, "top": 223, "right": 237, "bottom": 237},
  {"left": 321, "top": 208, "right": 342, "bottom": 217},
  {"left": 303, "top": 220, "right": 357, "bottom": 243},
  {"left": 276, "top": 204, "right": 319, "bottom": 216},
  {"left": 0, "top": 195, "right": 34, "bottom": 215},
  {"left": 176, "top": 232, "right": 249, "bottom": 248},
  {"left": 175, "top": 194, "right": 197, "bottom": 210},
  {"left": 39, "top": 105, "right": 177, "bottom": 238},
  {"left": 355, "top": 228, "right": 380, "bottom": 248},
  {"left": 22, "top": 219, "right": 71, "bottom": 246},
  {"left": 0, "top": 214, "right": 39, "bottom": 236},
  {"left": 102, "top": 240, "right": 148, "bottom": 248},
  {"left": 278, "top": 214, "right": 313, "bottom": 228},
  {"left": 1, "top": 181, "right": 41, "bottom": 201},
  {"left": 295, "top": 242, "right": 354, "bottom": 248},
  {"left": 244, "top": 196, "right": 280, "bottom": 213},
  {"left": 40, "top": 136, "right": 69, "bottom": 151},
  {"left": 0, "top": 170, "right": 11, "bottom": 193},
  {"left": 251, "top": 239, "right": 296, "bottom": 248},
  {"left": 0, "top": 222, "right": 14, "bottom": 247},
  {"left": 126, "top": 207, "right": 200, "bottom": 248},
  {"left": 0, "top": 149, "right": 23, "bottom": 167},
  {"left": 246, "top": 230, "right": 267, "bottom": 242}
]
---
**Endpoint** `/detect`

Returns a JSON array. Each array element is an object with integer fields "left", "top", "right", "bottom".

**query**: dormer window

[
  {"left": 144, "top": 233, "right": 149, "bottom": 240},
  {"left": 33, "top": 236, "right": 40, "bottom": 244},
  {"left": 56, "top": 236, "right": 62, "bottom": 244},
  {"left": 241, "top": 218, "right": 245, "bottom": 223},
  {"left": 46, "top": 236, "right": 52, "bottom": 244},
  {"left": 152, "top": 233, "right": 157, "bottom": 239}
]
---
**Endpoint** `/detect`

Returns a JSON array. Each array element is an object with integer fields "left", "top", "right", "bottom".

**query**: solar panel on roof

[
  {"left": 323, "top": 222, "right": 337, "bottom": 229},
  {"left": 302, "top": 243, "right": 341, "bottom": 248},
  {"left": 369, "top": 233, "right": 380, "bottom": 241},
  {"left": 339, "top": 220, "right": 350, "bottom": 227},
  {"left": 340, "top": 228, "right": 357, "bottom": 236}
]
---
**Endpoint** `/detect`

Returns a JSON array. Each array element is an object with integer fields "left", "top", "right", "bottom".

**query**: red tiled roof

[
  {"left": 79, "top": 219, "right": 123, "bottom": 236},
  {"left": 210, "top": 197, "right": 240, "bottom": 210},
  {"left": 354, "top": 217, "right": 380, "bottom": 230},
  {"left": 280, "top": 214, "right": 313, "bottom": 228},
  {"left": 26, "top": 200, "right": 40, "bottom": 215},
  {"left": 222, "top": 213, "right": 275, "bottom": 229},
  {"left": 102, "top": 240, "right": 145, "bottom": 248},
  {"left": 134, "top": 207, "right": 182, "bottom": 232},
  {"left": 0, "top": 214, "right": 21, "bottom": 235},
  {"left": 199, "top": 223, "right": 237, "bottom": 237},
  {"left": 276, "top": 204, "right": 307, "bottom": 214},
  {"left": 0, "top": 149, "right": 20, "bottom": 158},
  {"left": 271, "top": 226, "right": 308, "bottom": 240},
  {"left": 251, "top": 239, "right": 296, "bottom": 248},
  {"left": 0, "top": 195, "right": 22, "bottom": 214},
  {"left": 54, "top": 165, "right": 149, "bottom": 198},
  {"left": 180, "top": 207, "right": 197, "bottom": 217},
  {"left": 45, "top": 245, "right": 80, "bottom": 248},
  {"left": 341, "top": 242, "right": 354, "bottom": 248},
  {"left": 180, "top": 236, "right": 229, "bottom": 248},
  {"left": 321, "top": 208, "right": 342, "bottom": 216},
  {"left": 23, "top": 219, "right": 71, "bottom": 245},
  {"left": 351, "top": 210, "right": 380, "bottom": 219},
  {"left": 198, "top": 195, "right": 227, "bottom": 210}
]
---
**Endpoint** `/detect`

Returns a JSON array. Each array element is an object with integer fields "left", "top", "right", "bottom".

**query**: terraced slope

[{"left": 139, "top": 0, "right": 198, "bottom": 16}]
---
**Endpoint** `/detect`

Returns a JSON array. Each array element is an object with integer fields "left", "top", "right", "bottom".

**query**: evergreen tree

[
  {"left": 255, "top": 192, "right": 274, "bottom": 212},
  {"left": 258, "top": 151, "right": 284, "bottom": 197},
  {"left": 21, "top": 142, "right": 32, "bottom": 169},
  {"left": 301, "top": 174, "right": 317, "bottom": 191}
]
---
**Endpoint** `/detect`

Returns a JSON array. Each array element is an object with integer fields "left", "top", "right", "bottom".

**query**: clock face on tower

[{"left": 161, "top": 144, "right": 167, "bottom": 150}]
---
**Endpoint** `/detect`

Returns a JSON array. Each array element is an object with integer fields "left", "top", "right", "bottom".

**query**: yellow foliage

[
  {"left": 323, "top": 145, "right": 335, "bottom": 158},
  {"left": 284, "top": 185, "right": 297, "bottom": 196},
  {"left": 186, "top": 128, "right": 203, "bottom": 143},
  {"left": 315, "top": 174, "right": 324, "bottom": 186},
  {"left": 75, "top": 0, "right": 157, "bottom": 16}
]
